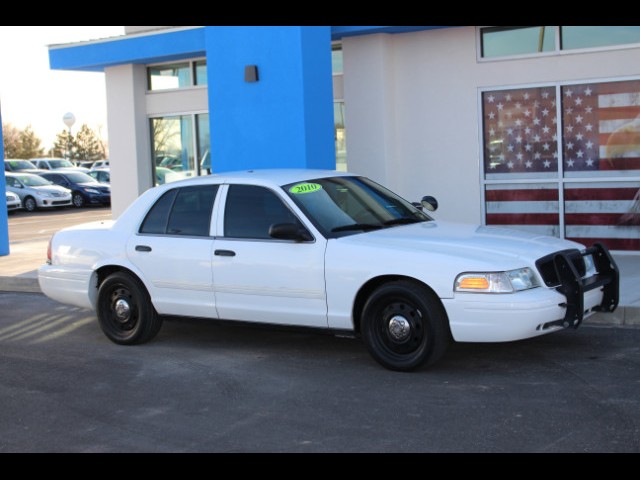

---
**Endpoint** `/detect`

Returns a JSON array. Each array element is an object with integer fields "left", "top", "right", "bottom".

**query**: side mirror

[
  {"left": 421, "top": 195, "right": 438, "bottom": 212},
  {"left": 411, "top": 202, "right": 423, "bottom": 211},
  {"left": 269, "top": 223, "right": 313, "bottom": 242}
]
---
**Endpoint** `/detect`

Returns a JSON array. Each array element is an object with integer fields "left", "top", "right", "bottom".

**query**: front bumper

[{"left": 444, "top": 243, "right": 619, "bottom": 343}]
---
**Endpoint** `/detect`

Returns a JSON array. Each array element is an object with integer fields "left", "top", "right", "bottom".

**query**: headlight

[
  {"left": 454, "top": 267, "right": 539, "bottom": 293},
  {"left": 83, "top": 188, "right": 100, "bottom": 194}
]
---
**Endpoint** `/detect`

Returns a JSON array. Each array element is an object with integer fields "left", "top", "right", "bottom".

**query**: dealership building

[{"left": 2, "top": 25, "right": 640, "bottom": 255}]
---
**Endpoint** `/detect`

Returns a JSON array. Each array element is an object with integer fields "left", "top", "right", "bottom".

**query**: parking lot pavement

[{"left": 1, "top": 291, "right": 639, "bottom": 453}]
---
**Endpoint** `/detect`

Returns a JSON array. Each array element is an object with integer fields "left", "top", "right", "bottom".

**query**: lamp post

[{"left": 62, "top": 112, "right": 75, "bottom": 160}]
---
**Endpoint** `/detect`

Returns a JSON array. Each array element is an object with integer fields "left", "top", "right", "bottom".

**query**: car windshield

[
  {"left": 49, "top": 159, "right": 74, "bottom": 168},
  {"left": 62, "top": 172, "right": 96, "bottom": 183},
  {"left": 283, "top": 176, "right": 432, "bottom": 238},
  {"left": 17, "top": 175, "right": 52, "bottom": 187},
  {"left": 8, "top": 160, "right": 37, "bottom": 170}
]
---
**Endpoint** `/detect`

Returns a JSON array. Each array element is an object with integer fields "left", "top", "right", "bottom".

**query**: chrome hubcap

[
  {"left": 388, "top": 315, "right": 411, "bottom": 341},
  {"left": 114, "top": 298, "right": 131, "bottom": 321}
]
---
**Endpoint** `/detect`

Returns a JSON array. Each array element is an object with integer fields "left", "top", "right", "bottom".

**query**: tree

[
  {"left": 2, "top": 123, "right": 44, "bottom": 159},
  {"left": 51, "top": 124, "right": 105, "bottom": 160}
]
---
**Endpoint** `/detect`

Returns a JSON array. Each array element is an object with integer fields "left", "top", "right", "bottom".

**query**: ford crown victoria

[{"left": 38, "top": 170, "right": 619, "bottom": 371}]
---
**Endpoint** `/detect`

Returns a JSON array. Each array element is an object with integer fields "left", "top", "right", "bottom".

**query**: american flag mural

[{"left": 482, "top": 82, "right": 640, "bottom": 251}]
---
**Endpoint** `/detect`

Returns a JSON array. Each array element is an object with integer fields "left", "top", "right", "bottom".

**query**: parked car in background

[
  {"left": 91, "top": 160, "right": 109, "bottom": 170},
  {"left": 39, "top": 171, "right": 111, "bottom": 208},
  {"left": 88, "top": 167, "right": 110, "bottom": 184},
  {"left": 5, "top": 190, "right": 22, "bottom": 213},
  {"left": 38, "top": 169, "right": 619, "bottom": 371},
  {"left": 4, "top": 159, "right": 44, "bottom": 174},
  {"left": 4, "top": 172, "right": 72, "bottom": 212},
  {"left": 31, "top": 158, "right": 90, "bottom": 173},
  {"left": 77, "top": 161, "right": 94, "bottom": 169},
  {"left": 155, "top": 167, "right": 174, "bottom": 185}
]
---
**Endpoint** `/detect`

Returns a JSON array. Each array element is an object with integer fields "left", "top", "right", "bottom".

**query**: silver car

[
  {"left": 6, "top": 190, "right": 22, "bottom": 213},
  {"left": 4, "top": 172, "right": 72, "bottom": 212}
]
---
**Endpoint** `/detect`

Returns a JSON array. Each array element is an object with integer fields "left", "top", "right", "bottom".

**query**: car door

[
  {"left": 212, "top": 184, "right": 328, "bottom": 328},
  {"left": 126, "top": 184, "right": 220, "bottom": 318}
]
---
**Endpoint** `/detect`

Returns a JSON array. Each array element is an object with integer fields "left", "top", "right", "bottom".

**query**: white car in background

[
  {"left": 5, "top": 172, "right": 72, "bottom": 212},
  {"left": 5, "top": 190, "right": 22, "bottom": 213},
  {"left": 91, "top": 160, "right": 110, "bottom": 170},
  {"left": 38, "top": 169, "right": 619, "bottom": 371},
  {"left": 31, "top": 158, "right": 90, "bottom": 173}
]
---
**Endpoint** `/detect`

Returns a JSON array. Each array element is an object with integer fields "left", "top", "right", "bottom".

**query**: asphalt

[{"left": 0, "top": 233, "right": 639, "bottom": 326}]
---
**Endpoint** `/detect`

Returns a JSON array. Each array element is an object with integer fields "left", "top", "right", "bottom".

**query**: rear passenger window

[{"left": 139, "top": 185, "right": 218, "bottom": 236}]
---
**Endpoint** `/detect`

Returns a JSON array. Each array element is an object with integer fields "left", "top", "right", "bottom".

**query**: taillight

[{"left": 47, "top": 236, "right": 52, "bottom": 264}]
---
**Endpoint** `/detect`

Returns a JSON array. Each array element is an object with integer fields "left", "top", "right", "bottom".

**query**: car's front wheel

[
  {"left": 72, "top": 192, "right": 85, "bottom": 208},
  {"left": 23, "top": 196, "right": 37, "bottom": 212},
  {"left": 97, "top": 271, "right": 162, "bottom": 345},
  {"left": 360, "top": 280, "right": 449, "bottom": 371}
]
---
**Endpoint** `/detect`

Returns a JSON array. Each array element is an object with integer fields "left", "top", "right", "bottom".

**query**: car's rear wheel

[
  {"left": 72, "top": 192, "right": 85, "bottom": 208},
  {"left": 24, "top": 196, "right": 37, "bottom": 212},
  {"left": 97, "top": 271, "right": 162, "bottom": 345},
  {"left": 360, "top": 280, "right": 449, "bottom": 371}
]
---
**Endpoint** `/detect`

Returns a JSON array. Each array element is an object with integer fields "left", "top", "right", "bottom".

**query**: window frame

[{"left": 146, "top": 57, "right": 208, "bottom": 92}]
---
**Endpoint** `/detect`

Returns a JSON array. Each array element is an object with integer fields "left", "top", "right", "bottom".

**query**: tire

[
  {"left": 360, "top": 280, "right": 449, "bottom": 371},
  {"left": 24, "top": 196, "right": 37, "bottom": 212},
  {"left": 72, "top": 192, "right": 85, "bottom": 208},
  {"left": 97, "top": 272, "right": 162, "bottom": 345}
]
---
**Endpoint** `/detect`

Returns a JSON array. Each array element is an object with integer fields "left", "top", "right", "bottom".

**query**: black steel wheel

[
  {"left": 97, "top": 271, "right": 162, "bottom": 345},
  {"left": 24, "top": 196, "right": 37, "bottom": 212},
  {"left": 72, "top": 192, "right": 85, "bottom": 208},
  {"left": 361, "top": 280, "right": 449, "bottom": 371}
]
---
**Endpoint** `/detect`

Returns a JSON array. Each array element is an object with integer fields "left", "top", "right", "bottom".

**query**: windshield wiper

[
  {"left": 383, "top": 217, "right": 423, "bottom": 226},
  {"left": 331, "top": 223, "right": 384, "bottom": 233}
]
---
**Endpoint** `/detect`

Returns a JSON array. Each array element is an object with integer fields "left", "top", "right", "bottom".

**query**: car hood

[
  {"left": 338, "top": 220, "right": 584, "bottom": 269},
  {"left": 32, "top": 185, "right": 71, "bottom": 195}
]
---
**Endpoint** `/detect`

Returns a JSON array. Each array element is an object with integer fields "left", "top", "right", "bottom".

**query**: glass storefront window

[
  {"left": 561, "top": 26, "right": 640, "bottom": 50},
  {"left": 148, "top": 63, "right": 191, "bottom": 91},
  {"left": 485, "top": 183, "right": 560, "bottom": 238},
  {"left": 481, "top": 26, "right": 555, "bottom": 58},
  {"left": 194, "top": 60, "right": 208, "bottom": 86},
  {"left": 197, "top": 113, "right": 211, "bottom": 174},
  {"left": 482, "top": 86, "right": 558, "bottom": 180},
  {"left": 151, "top": 115, "right": 195, "bottom": 185},
  {"left": 334, "top": 102, "right": 347, "bottom": 172},
  {"left": 331, "top": 44, "right": 343, "bottom": 74}
]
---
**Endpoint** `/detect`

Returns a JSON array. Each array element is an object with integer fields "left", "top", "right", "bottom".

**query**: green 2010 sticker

[{"left": 289, "top": 183, "right": 322, "bottom": 194}]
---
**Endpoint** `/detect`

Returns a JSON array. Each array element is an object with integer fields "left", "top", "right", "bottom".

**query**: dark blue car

[{"left": 39, "top": 171, "right": 111, "bottom": 208}]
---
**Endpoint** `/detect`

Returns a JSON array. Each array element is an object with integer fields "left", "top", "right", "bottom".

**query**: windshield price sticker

[{"left": 289, "top": 183, "right": 322, "bottom": 194}]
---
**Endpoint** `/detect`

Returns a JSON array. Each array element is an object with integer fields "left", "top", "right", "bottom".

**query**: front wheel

[
  {"left": 72, "top": 192, "right": 85, "bottom": 208},
  {"left": 360, "top": 280, "right": 449, "bottom": 371},
  {"left": 97, "top": 271, "right": 162, "bottom": 345},
  {"left": 24, "top": 196, "right": 37, "bottom": 212}
]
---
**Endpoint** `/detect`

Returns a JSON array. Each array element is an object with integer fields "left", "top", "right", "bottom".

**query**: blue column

[
  {"left": 205, "top": 26, "right": 335, "bottom": 172},
  {"left": 0, "top": 107, "right": 9, "bottom": 256}
]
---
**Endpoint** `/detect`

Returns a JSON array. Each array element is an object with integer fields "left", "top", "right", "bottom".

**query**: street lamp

[{"left": 62, "top": 112, "right": 75, "bottom": 160}]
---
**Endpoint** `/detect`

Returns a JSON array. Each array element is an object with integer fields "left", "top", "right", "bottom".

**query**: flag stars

[
  {"left": 508, "top": 144, "right": 515, "bottom": 152},
  {"left": 488, "top": 111, "right": 496, "bottom": 119},
  {"left": 585, "top": 140, "right": 594, "bottom": 149},
  {"left": 487, "top": 94, "right": 495, "bottom": 103},
  {"left": 566, "top": 141, "right": 574, "bottom": 150},
  {"left": 576, "top": 150, "right": 584, "bottom": 158},
  {"left": 576, "top": 133, "right": 584, "bottom": 140},
  {"left": 542, "top": 125, "right": 551, "bottom": 134},
  {"left": 533, "top": 117, "right": 541, "bottom": 125},
  {"left": 533, "top": 134, "right": 541, "bottom": 142},
  {"left": 543, "top": 143, "right": 550, "bottom": 151},
  {"left": 575, "top": 114, "right": 583, "bottom": 124},
  {"left": 525, "top": 160, "right": 533, "bottom": 168},
  {"left": 516, "top": 152, "right": 524, "bottom": 161},
  {"left": 585, "top": 106, "right": 593, "bottom": 114},
  {"left": 507, "top": 128, "right": 514, "bottom": 136},
  {"left": 566, "top": 159, "right": 575, "bottom": 167},
  {"left": 584, "top": 87, "right": 592, "bottom": 96},
  {"left": 585, "top": 123, "right": 594, "bottom": 132},
  {"left": 507, "top": 160, "right": 514, "bottom": 169},
  {"left": 515, "top": 135, "right": 523, "bottom": 143},
  {"left": 566, "top": 107, "right": 573, "bottom": 115},
  {"left": 506, "top": 94, "right": 512, "bottom": 101},
  {"left": 523, "top": 92, "right": 530, "bottom": 100},
  {"left": 553, "top": 151, "right": 558, "bottom": 159},
  {"left": 515, "top": 119, "right": 523, "bottom": 126},
  {"left": 542, "top": 91, "right": 550, "bottom": 99},
  {"left": 542, "top": 108, "right": 550, "bottom": 116},
  {"left": 534, "top": 152, "right": 541, "bottom": 160},
  {"left": 543, "top": 160, "right": 551, "bottom": 168},
  {"left": 515, "top": 102, "right": 522, "bottom": 109},
  {"left": 497, "top": 102, "right": 504, "bottom": 111},
  {"left": 565, "top": 89, "right": 573, "bottom": 97},
  {"left": 489, "top": 127, "right": 496, "bottom": 136},
  {"left": 552, "top": 133, "right": 558, "bottom": 141},
  {"left": 566, "top": 124, "right": 574, "bottom": 133},
  {"left": 524, "top": 127, "right": 532, "bottom": 135},
  {"left": 524, "top": 109, "right": 531, "bottom": 117},
  {"left": 525, "top": 144, "right": 532, "bottom": 151},
  {"left": 575, "top": 97, "right": 583, "bottom": 106},
  {"left": 586, "top": 158, "right": 594, "bottom": 166}
]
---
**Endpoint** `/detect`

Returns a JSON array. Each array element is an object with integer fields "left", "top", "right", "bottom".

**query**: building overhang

[{"left": 48, "top": 26, "right": 456, "bottom": 72}]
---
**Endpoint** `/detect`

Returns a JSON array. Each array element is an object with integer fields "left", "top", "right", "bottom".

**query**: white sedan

[{"left": 38, "top": 169, "right": 619, "bottom": 371}]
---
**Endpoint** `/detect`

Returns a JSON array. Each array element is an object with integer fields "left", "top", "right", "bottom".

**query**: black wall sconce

[{"left": 245, "top": 65, "right": 259, "bottom": 83}]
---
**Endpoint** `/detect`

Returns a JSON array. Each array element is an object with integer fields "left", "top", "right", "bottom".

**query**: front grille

[
  {"left": 536, "top": 249, "right": 586, "bottom": 287},
  {"left": 52, "top": 200, "right": 70, "bottom": 206}
]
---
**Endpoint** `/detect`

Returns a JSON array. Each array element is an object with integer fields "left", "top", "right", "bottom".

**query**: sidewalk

[{"left": 1, "top": 237, "right": 639, "bottom": 326}]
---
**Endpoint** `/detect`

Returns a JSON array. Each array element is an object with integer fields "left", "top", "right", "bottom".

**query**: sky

[{"left": 0, "top": 26, "right": 125, "bottom": 151}]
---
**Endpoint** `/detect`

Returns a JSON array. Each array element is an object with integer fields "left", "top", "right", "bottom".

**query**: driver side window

[{"left": 224, "top": 185, "right": 304, "bottom": 239}]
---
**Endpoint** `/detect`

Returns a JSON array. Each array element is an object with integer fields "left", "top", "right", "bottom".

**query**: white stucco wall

[{"left": 343, "top": 27, "right": 640, "bottom": 224}]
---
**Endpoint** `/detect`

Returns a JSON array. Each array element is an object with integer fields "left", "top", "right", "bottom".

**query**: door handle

[
  {"left": 135, "top": 245, "right": 152, "bottom": 252},
  {"left": 214, "top": 249, "right": 236, "bottom": 257}
]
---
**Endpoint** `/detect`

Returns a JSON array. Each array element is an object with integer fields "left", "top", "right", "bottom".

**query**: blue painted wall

[
  {"left": 204, "top": 26, "right": 335, "bottom": 172},
  {"left": 0, "top": 108, "right": 9, "bottom": 256}
]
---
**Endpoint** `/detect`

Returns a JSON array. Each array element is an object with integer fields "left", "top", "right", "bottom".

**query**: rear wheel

[
  {"left": 361, "top": 280, "right": 449, "bottom": 371},
  {"left": 24, "top": 196, "right": 37, "bottom": 212},
  {"left": 97, "top": 272, "right": 162, "bottom": 345}
]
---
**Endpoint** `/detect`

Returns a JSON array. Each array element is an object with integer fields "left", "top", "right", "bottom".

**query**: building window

[
  {"left": 147, "top": 59, "right": 207, "bottom": 91},
  {"left": 481, "top": 26, "right": 555, "bottom": 58},
  {"left": 194, "top": 60, "right": 207, "bottom": 86},
  {"left": 561, "top": 26, "right": 640, "bottom": 50},
  {"left": 334, "top": 102, "right": 347, "bottom": 172},
  {"left": 481, "top": 80, "right": 640, "bottom": 250},
  {"left": 150, "top": 113, "right": 210, "bottom": 186},
  {"left": 331, "top": 44, "right": 343, "bottom": 74},
  {"left": 480, "top": 26, "right": 640, "bottom": 59}
]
